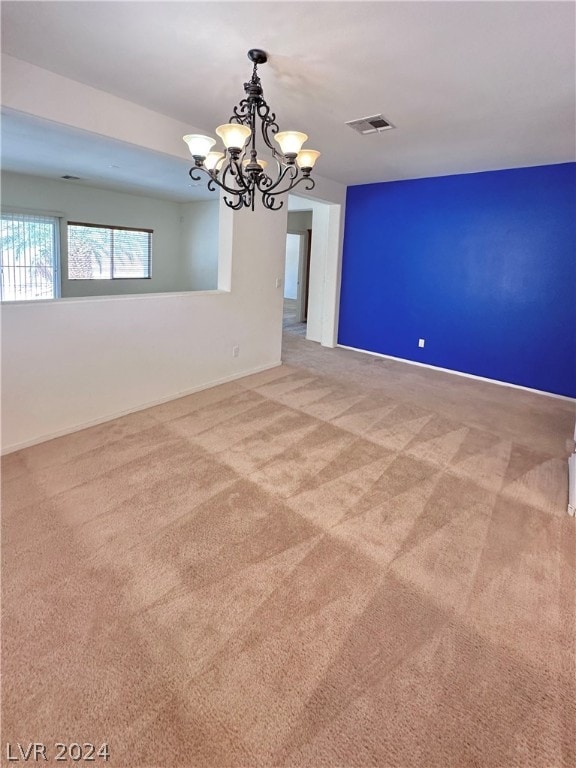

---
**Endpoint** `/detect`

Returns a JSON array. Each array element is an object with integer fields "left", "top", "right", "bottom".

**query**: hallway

[{"left": 282, "top": 298, "right": 306, "bottom": 338}]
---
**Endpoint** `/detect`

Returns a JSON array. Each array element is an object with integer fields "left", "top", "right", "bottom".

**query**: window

[
  {"left": 68, "top": 223, "right": 152, "bottom": 280},
  {"left": 0, "top": 212, "right": 60, "bottom": 301}
]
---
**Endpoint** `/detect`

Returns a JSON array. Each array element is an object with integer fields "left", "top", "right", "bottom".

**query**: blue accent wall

[{"left": 339, "top": 163, "right": 576, "bottom": 398}]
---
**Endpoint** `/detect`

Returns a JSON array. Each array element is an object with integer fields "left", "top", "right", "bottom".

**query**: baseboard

[
  {"left": 1, "top": 361, "right": 283, "bottom": 455},
  {"left": 568, "top": 453, "right": 576, "bottom": 517},
  {"left": 337, "top": 344, "right": 576, "bottom": 402}
]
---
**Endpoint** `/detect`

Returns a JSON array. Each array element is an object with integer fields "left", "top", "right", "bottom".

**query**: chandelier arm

[
  {"left": 223, "top": 193, "right": 246, "bottom": 211},
  {"left": 215, "top": 154, "right": 262, "bottom": 210},
  {"left": 230, "top": 98, "right": 252, "bottom": 126},
  {"left": 284, "top": 175, "right": 316, "bottom": 194},
  {"left": 233, "top": 187, "right": 253, "bottom": 210},
  {"left": 256, "top": 100, "right": 281, "bottom": 156},
  {"left": 190, "top": 166, "right": 242, "bottom": 198},
  {"left": 260, "top": 174, "right": 316, "bottom": 207},
  {"left": 256, "top": 173, "right": 273, "bottom": 190},
  {"left": 256, "top": 99, "right": 276, "bottom": 124},
  {"left": 218, "top": 163, "right": 239, "bottom": 193},
  {"left": 270, "top": 155, "right": 284, "bottom": 180},
  {"left": 191, "top": 165, "right": 259, "bottom": 211},
  {"left": 255, "top": 163, "right": 298, "bottom": 195},
  {"left": 220, "top": 157, "right": 253, "bottom": 194},
  {"left": 213, "top": 177, "right": 243, "bottom": 196},
  {"left": 261, "top": 192, "right": 286, "bottom": 211}
]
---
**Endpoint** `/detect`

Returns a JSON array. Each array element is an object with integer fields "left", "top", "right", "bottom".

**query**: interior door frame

[{"left": 286, "top": 229, "right": 310, "bottom": 323}]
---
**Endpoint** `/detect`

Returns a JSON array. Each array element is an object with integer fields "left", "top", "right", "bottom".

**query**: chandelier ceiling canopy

[{"left": 183, "top": 49, "right": 320, "bottom": 211}]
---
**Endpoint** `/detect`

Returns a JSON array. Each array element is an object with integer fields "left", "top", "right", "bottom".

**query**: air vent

[
  {"left": 61, "top": 175, "right": 81, "bottom": 180},
  {"left": 346, "top": 114, "right": 395, "bottom": 135}
]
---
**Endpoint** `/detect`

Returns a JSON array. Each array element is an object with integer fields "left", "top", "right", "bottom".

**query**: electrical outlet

[
  {"left": 418, "top": 338, "right": 425, "bottom": 348},
  {"left": 275, "top": 277, "right": 282, "bottom": 289},
  {"left": 232, "top": 345, "right": 240, "bottom": 357}
]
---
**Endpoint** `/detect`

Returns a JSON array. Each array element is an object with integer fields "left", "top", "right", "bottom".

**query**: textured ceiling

[{"left": 1, "top": 1, "right": 575, "bottom": 197}]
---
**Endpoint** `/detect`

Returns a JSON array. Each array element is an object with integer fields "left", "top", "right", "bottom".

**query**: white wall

[
  {"left": 2, "top": 172, "right": 189, "bottom": 296},
  {"left": 2, "top": 198, "right": 287, "bottom": 452},
  {"left": 288, "top": 210, "right": 312, "bottom": 232},
  {"left": 289, "top": 182, "right": 346, "bottom": 347},
  {"left": 1, "top": 55, "right": 345, "bottom": 452},
  {"left": 1, "top": 55, "right": 197, "bottom": 161},
  {"left": 180, "top": 200, "right": 219, "bottom": 290}
]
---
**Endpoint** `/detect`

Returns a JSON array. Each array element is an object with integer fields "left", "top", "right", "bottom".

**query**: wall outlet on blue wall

[{"left": 418, "top": 339, "right": 426, "bottom": 348}]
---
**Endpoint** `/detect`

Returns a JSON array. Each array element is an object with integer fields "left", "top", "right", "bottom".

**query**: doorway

[
  {"left": 283, "top": 192, "right": 343, "bottom": 349},
  {"left": 283, "top": 229, "right": 311, "bottom": 336},
  {"left": 284, "top": 205, "right": 313, "bottom": 337}
]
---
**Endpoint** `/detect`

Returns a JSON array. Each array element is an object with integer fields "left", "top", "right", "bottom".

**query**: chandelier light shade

[
  {"left": 273, "top": 131, "right": 308, "bottom": 155},
  {"left": 296, "top": 149, "right": 321, "bottom": 170},
  {"left": 215, "top": 123, "right": 252, "bottom": 150},
  {"left": 183, "top": 134, "right": 216, "bottom": 158},
  {"left": 184, "top": 49, "right": 320, "bottom": 211},
  {"left": 204, "top": 151, "right": 225, "bottom": 171}
]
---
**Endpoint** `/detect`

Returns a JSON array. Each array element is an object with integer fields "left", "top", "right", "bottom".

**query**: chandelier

[{"left": 183, "top": 49, "right": 321, "bottom": 211}]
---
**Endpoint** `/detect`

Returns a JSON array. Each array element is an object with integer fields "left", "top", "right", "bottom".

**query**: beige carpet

[{"left": 2, "top": 331, "right": 575, "bottom": 767}]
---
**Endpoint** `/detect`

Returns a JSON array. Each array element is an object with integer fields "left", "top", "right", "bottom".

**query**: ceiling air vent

[
  {"left": 61, "top": 175, "right": 81, "bottom": 180},
  {"left": 346, "top": 114, "right": 395, "bottom": 135}
]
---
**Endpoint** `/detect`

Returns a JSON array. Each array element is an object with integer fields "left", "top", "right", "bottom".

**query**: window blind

[{"left": 68, "top": 223, "right": 152, "bottom": 280}]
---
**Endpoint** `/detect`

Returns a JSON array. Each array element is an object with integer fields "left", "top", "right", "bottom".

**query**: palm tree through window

[
  {"left": 0, "top": 213, "right": 60, "bottom": 301},
  {"left": 67, "top": 223, "right": 152, "bottom": 280}
]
